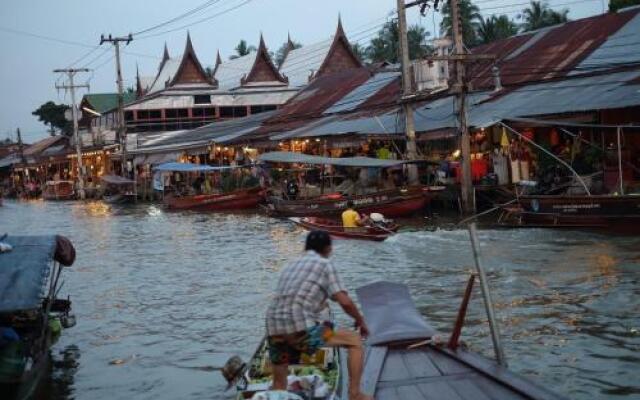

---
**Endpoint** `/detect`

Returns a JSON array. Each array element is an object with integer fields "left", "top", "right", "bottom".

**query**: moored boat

[
  {"left": 498, "top": 194, "right": 640, "bottom": 233},
  {"left": 42, "top": 180, "right": 75, "bottom": 201},
  {"left": 266, "top": 187, "right": 429, "bottom": 218},
  {"left": 165, "top": 186, "right": 265, "bottom": 211},
  {"left": 100, "top": 175, "right": 137, "bottom": 204},
  {"left": 290, "top": 216, "right": 398, "bottom": 241},
  {"left": 0, "top": 235, "right": 77, "bottom": 398}
]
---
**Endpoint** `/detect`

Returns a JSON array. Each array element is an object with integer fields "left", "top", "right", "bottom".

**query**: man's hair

[
  {"left": 346, "top": 200, "right": 354, "bottom": 208},
  {"left": 305, "top": 230, "right": 332, "bottom": 253}
]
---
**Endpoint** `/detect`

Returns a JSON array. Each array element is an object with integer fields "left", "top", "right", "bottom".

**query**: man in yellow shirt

[{"left": 342, "top": 201, "right": 365, "bottom": 228}]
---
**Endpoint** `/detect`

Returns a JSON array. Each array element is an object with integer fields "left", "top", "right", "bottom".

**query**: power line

[{"left": 133, "top": 0, "right": 225, "bottom": 36}]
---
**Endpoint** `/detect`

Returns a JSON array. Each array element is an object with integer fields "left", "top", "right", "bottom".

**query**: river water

[{"left": 1, "top": 200, "right": 639, "bottom": 400}]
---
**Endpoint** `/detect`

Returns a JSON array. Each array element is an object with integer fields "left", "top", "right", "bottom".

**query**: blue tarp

[
  {"left": 154, "top": 162, "right": 236, "bottom": 172},
  {"left": 0, "top": 235, "right": 57, "bottom": 312}
]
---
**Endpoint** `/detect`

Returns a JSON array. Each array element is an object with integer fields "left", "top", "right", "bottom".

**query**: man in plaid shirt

[{"left": 266, "top": 230, "right": 371, "bottom": 400}]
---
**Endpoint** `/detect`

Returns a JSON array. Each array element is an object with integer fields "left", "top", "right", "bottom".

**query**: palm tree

[
  {"left": 274, "top": 40, "right": 302, "bottom": 66},
  {"left": 366, "top": 21, "right": 431, "bottom": 63},
  {"left": 521, "top": 1, "right": 568, "bottom": 32},
  {"left": 477, "top": 15, "right": 519, "bottom": 44},
  {"left": 229, "top": 40, "right": 256, "bottom": 59},
  {"left": 351, "top": 43, "right": 367, "bottom": 62},
  {"left": 440, "top": 0, "right": 482, "bottom": 47}
]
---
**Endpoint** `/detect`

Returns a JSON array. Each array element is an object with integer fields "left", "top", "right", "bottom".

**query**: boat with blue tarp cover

[{"left": 0, "top": 235, "right": 76, "bottom": 399}]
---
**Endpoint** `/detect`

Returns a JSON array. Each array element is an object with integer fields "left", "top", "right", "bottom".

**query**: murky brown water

[{"left": 1, "top": 200, "right": 639, "bottom": 399}]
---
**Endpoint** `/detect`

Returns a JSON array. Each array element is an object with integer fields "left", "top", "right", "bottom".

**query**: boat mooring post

[
  {"left": 617, "top": 127, "right": 624, "bottom": 195},
  {"left": 468, "top": 223, "right": 507, "bottom": 366}
]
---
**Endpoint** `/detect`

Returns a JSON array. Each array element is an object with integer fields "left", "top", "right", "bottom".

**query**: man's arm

[{"left": 332, "top": 291, "right": 369, "bottom": 338}]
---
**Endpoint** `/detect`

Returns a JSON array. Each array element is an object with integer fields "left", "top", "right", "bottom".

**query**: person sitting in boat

[
  {"left": 265, "top": 231, "right": 372, "bottom": 400},
  {"left": 342, "top": 201, "right": 368, "bottom": 229}
]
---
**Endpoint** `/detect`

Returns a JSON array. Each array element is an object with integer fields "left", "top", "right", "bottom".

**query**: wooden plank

[
  {"left": 417, "top": 381, "right": 465, "bottom": 400},
  {"left": 377, "top": 372, "right": 478, "bottom": 390},
  {"left": 375, "top": 386, "right": 400, "bottom": 400},
  {"left": 396, "top": 384, "right": 428, "bottom": 400},
  {"left": 473, "top": 375, "right": 529, "bottom": 400},
  {"left": 426, "top": 347, "right": 474, "bottom": 376},
  {"left": 361, "top": 346, "right": 388, "bottom": 396},
  {"left": 449, "top": 379, "right": 493, "bottom": 400},
  {"left": 379, "top": 350, "right": 411, "bottom": 382},
  {"left": 438, "top": 348, "right": 568, "bottom": 400},
  {"left": 402, "top": 349, "right": 443, "bottom": 379}
]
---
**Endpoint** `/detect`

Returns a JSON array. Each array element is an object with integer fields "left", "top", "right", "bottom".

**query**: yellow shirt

[{"left": 342, "top": 209, "right": 360, "bottom": 228}]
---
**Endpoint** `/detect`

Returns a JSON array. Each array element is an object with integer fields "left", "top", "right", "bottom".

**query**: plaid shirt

[{"left": 266, "top": 251, "right": 346, "bottom": 336}]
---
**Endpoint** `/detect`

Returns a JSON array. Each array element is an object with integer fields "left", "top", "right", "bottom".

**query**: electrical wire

[{"left": 132, "top": 0, "right": 225, "bottom": 36}]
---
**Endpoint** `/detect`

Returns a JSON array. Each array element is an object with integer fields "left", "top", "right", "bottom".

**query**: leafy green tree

[
  {"left": 609, "top": 0, "right": 640, "bottom": 11},
  {"left": 440, "top": 0, "right": 482, "bottom": 47},
  {"left": 32, "top": 101, "right": 70, "bottom": 136},
  {"left": 275, "top": 40, "right": 302, "bottom": 67},
  {"left": 477, "top": 15, "right": 519, "bottom": 44},
  {"left": 366, "top": 21, "right": 431, "bottom": 63},
  {"left": 230, "top": 40, "right": 256, "bottom": 59},
  {"left": 521, "top": 1, "right": 569, "bottom": 32}
]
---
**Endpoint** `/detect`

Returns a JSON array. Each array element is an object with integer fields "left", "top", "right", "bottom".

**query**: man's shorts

[{"left": 267, "top": 321, "right": 334, "bottom": 365}]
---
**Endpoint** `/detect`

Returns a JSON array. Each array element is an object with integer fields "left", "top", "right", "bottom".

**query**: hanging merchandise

[
  {"left": 510, "top": 142, "right": 521, "bottom": 183},
  {"left": 500, "top": 127, "right": 510, "bottom": 147},
  {"left": 520, "top": 146, "right": 531, "bottom": 181},
  {"left": 492, "top": 148, "right": 509, "bottom": 185},
  {"left": 550, "top": 129, "right": 560, "bottom": 147}
]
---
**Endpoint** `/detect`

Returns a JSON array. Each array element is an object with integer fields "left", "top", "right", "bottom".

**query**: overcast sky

[{"left": 0, "top": 0, "right": 604, "bottom": 143}]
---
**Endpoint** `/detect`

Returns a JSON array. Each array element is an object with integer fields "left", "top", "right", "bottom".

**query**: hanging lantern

[{"left": 550, "top": 129, "right": 560, "bottom": 146}]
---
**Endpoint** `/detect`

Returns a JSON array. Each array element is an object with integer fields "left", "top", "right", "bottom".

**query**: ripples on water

[{"left": 1, "top": 200, "right": 639, "bottom": 399}]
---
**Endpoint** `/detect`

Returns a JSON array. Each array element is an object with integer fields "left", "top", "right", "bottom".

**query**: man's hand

[{"left": 355, "top": 318, "right": 370, "bottom": 338}]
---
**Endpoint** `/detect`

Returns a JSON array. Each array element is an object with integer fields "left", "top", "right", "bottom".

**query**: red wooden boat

[
  {"left": 42, "top": 180, "right": 75, "bottom": 201},
  {"left": 266, "top": 187, "right": 430, "bottom": 218},
  {"left": 289, "top": 216, "right": 398, "bottom": 241},
  {"left": 164, "top": 186, "right": 264, "bottom": 211},
  {"left": 498, "top": 194, "right": 640, "bottom": 233}
]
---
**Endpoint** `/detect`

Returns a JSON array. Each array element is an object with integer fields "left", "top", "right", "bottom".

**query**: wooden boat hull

[
  {"left": 267, "top": 187, "right": 429, "bottom": 218},
  {"left": 290, "top": 217, "right": 398, "bottom": 241},
  {"left": 103, "top": 193, "right": 137, "bottom": 204},
  {"left": 499, "top": 195, "right": 640, "bottom": 233},
  {"left": 164, "top": 187, "right": 264, "bottom": 211}
]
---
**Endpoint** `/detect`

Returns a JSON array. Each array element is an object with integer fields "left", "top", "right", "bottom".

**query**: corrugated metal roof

[
  {"left": 132, "top": 111, "right": 276, "bottom": 153},
  {"left": 148, "top": 57, "right": 181, "bottom": 94},
  {"left": 83, "top": 93, "right": 136, "bottom": 113},
  {"left": 468, "top": 8, "right": 640, "bottom": 90},
  {"left": 279, "top": 38, "right": 333, "bottom": 87},
  {"left": 214, "top": 52, "right": 256, "bottom": 90},
  {"left": 572, "top": 9, "right": 640, "bottom": 73},
  {"left": 23, "top": 135, "right": 67, "bottom": 156},
  {"left": 324, "top": 71, "right": 400, "bottom": 114}
]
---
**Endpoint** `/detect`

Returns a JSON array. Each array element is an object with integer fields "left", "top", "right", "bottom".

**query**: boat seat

[{"left": 356, "top": 282, "right": 436, "bottom": 346}]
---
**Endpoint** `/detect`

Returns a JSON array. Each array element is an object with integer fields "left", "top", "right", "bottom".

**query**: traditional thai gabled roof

[
  {"left": 280, "top": 16, "right": 363, "bottom": 87},
  {"left": 147, "top": 34, "right": 216, "bottom": 94},
  {"left": 214, "top": 34, "right": 287, "bottom": 90},
  {"left": 241, "top": 34, "right": 288, "bottom": 86}
]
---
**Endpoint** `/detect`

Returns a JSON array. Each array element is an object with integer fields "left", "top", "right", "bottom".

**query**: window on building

[
  {"left": 194, "top": 95, "right": 211, "bottom": 105},
  {"left": 124, "top": 111, "right": 134, "bottom": 121},
  {"left": 203, "top": 107, "right": 215, "bottom": 117},
  {"left": 250, "top": 105, "right": 277, "bottom": 115},
  {"left": 165, "top": 109, "right": 178, "bottom": 131},
  {"left": 192, "top": 108, "right": 204, "bottom": 117},
  {"left": 149, "top": 110, "right": 162, "bottom": 119},
  {"left": 219, "top": 107, "right": 234, "bottom": 118}
]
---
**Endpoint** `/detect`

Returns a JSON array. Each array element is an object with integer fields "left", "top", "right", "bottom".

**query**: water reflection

[{"left": 1, "top": 200, "right": 639, "bottom": 400}]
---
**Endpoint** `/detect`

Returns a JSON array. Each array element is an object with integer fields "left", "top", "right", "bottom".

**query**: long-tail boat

[
  {"left": 289, "top": 216, "right": 398, "bottom": 241},
  {"left": 0, "top": 235, "right": 77, "bottom": 399},
  {"left": 259, "top": 151, "right": 432, "bottom": 217},
  {"left": 42, "top": 180, "right": 75, "bottom": 201},
  {"left": 155, "top": 162, "right": 264, "bottom": 211},
  {"left": 498, "top": 194, "right": 640, "bottom": 233}
]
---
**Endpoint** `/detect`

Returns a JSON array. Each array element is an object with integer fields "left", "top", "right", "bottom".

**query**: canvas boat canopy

[
  {"left": 258, "top": 151, "right": 405, "bottom": 168},
  {"left": 100, "top": 175, "right": 135, "bottom": 185},
  {"left": 154, "top": 162, "right": 238, "bottom": 172},
  {"left": 0, "top": 235, "right": 59, "bottom": 312}
]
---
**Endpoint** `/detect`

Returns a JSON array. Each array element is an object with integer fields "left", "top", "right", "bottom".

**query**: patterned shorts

[{"left": 267, "top": 321, "right": 334, "bottom": 365}]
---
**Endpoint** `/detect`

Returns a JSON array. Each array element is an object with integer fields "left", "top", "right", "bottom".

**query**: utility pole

[
  {"left": 449, "top": 0, "right": 474, "bottom": 214},
  {"left": 100, "top": 34, "right": 132, "bottom": 177},
  {"left": 397, "top": 0, "right": 419, "bottom": 185},
  {"left": 54, "top": 68, "right": 90, "bottom": 200},
  {"left": 16, "top": 128, "right": 25, "bottom": 164}
]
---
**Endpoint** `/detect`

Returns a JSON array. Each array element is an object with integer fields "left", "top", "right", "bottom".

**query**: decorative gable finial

[{"left": 162, "top": 42, "right": 170, "bottom": 63}]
